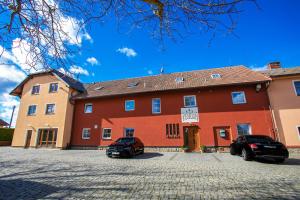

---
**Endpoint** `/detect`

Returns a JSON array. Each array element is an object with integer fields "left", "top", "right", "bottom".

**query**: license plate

[
  {"left": 264, "top": 146, "right": 276, "bottom": 149},
  {"left": 112, "top": 152, "right": 120, "bottom": 155}
]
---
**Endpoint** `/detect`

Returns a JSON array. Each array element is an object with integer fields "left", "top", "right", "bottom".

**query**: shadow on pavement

[
  {"left": 132, "top": 152, "right": 164, "bottom": 159},
  {"left": 0, "top": 179, "right": 58, "bottom": 200},
  {"left": 255, "top": 158, "right": 300, "bottom": 165}
]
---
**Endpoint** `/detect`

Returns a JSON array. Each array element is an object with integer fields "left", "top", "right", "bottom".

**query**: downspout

[{"left": 265, "top": 81, "right": 280, "bottom": 141}]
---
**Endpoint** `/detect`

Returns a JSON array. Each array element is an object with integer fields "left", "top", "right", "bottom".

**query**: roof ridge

[{"left": 87, "top": 65, "right": 246, "bottom": 85}]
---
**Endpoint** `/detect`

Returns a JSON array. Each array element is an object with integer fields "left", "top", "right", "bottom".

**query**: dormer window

[
  {"left": 95, "top": 86, "right": 104, "bottom": 91},
  {"left": 175, "top": 77, "right": 184, "bottom": 83},
  {"left": 211, "top": 74, "right": 221, "bottom": 79},
  {"left": 127, "top": 82, "right": 139, "bottom": 88}
]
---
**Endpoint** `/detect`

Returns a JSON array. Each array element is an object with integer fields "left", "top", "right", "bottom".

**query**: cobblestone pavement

[{"left": 0, "top": 147, "right": 299, "bottom": 200}]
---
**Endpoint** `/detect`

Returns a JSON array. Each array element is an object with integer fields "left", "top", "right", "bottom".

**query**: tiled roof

[
  {"left": 0, "top": 119, "right": 9, "bottom": 126},
  {"left": 74, "top": 65, "right": 270, "bottom": 100},
  {"left": 10, "top": 69, "right": 85, "bottom": 96},
  {"left": 261, "top": 66, "right": 300, "bottom": 77}
]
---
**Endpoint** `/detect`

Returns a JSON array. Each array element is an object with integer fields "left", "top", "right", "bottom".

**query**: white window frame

[
  {"left": 49, "top": 82, "right": 59, "bottom": 93},
  {"left": 237, "top": 123, "right": 252, "bottom": 136},
  {"left": 152, "top": 98, "right": 161, "bottom": 114},
  {"left": 184, "top": 95, "right": 197, "bottom": 107},
  {"left": 231, "top": 91, "right": 247, "bottom": 104},
  {"left": 125, "top": 100, "right": 135, "bottom": 111},
  {"left": 82, "top": 128, "right": 91, "bottom": 139},
  {"left": 124, "top": 128, "right": 134, "bottom": 137},
  {"left": 45, "top": 103, "right": 56, "bottom": 115},
  {"left": 292, "top": 80, "right": 300, "bottom": 96},
  {"left": 27, "top": 105, "right": 37, "bottom": 116},
  {"left": 84, "top": 103, "right": 93, "bottom": 113},
  {"left": 296, "top": 125, "right": 300, "bottom": 140},
  {"left": 102, "top": 128, "right": 112, "bottom": 140},
  {"left": 31, "top": 85, "right": 40, "bottom": 95}
]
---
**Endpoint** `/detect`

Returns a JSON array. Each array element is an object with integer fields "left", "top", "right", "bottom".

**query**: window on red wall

[
  {"left": 166, "top": 124, "right": 180, "bottom": 138},
  {"left": 297, "top": 126, "right": 300, "bottom": 140}
]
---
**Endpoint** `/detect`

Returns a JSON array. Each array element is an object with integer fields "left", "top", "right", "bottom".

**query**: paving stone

[{"left": 0, "top": 147, "right": 299, "bottom": 199}]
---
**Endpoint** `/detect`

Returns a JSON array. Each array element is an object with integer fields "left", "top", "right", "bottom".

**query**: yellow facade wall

[
  {"left": 12, "top": 74, "right": 75, "bottom": 148},
  {"left": 268, "top": 76, "right": 300, "bottom": 147}
]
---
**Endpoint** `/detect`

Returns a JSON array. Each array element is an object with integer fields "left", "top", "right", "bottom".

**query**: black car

[
  {"left": 230, "top": 135, "right": 289, "bottom": 163},
  {"left": 106, "top": 137, "right": 144, "bottom": 158}
]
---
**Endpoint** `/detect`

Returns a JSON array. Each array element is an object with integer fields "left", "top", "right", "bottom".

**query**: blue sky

[{"left": 0, "top": 0, "right": 300, "bottom": 126}]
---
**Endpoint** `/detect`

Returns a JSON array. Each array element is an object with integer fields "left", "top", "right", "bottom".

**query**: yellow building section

[
  {"left": 268, "top": 75, "right": 300, "bottom": 147},
  {"left": 12, "top": 73, "right": 77, "bottom": 149}
]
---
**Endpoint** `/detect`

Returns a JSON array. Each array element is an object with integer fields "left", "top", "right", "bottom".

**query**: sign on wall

[{"left": 181, "top": 107, "right": 199, "bottom": 123}]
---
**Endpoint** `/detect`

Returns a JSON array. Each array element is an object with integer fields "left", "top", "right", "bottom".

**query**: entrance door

[
  {"left": 37, "top": 129, "right": 57, "bottom": 148},
  {"left": 25, "top": 130, "right": 32, "bottom": 148},
  {"left": 184, "top": 126, "right": 199, "bottom": 152}
]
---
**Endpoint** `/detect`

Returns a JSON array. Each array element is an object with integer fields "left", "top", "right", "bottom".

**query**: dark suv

[
  {"left": 106, "top": 137, "right": 144, "bottom": 158},
  {"left": 230, "top": 135, "right": 289, "bottom": 163}
]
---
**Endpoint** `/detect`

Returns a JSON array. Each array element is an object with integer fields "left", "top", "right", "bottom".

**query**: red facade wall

[{"left": 71, "top": 84, "right": 274, "bottom": 147}]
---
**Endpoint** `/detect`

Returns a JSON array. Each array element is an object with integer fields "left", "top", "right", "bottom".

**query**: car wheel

[
  {"left": 275, "top": 158, "right": 285, "bottom": 163},
  {"left": 242, "top": 148, "right": 252, "bottom": 161},
  {"left": 141, "top": 149, "right": 144, "bottom": 154},
  {"left": 230, "top": 147, "right": 236, "bottom": 155},
  {"left": 128, "top": 148, "right": 135, "bottom": 158}
]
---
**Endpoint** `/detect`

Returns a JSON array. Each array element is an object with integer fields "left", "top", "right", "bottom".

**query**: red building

[{"left": 71, "top": 66, "right": 274, "bottom": 151}]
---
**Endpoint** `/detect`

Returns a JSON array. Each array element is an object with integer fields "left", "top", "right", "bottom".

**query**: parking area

[{"left": 0, "top": 147, "right": 299, "bottom": 200}]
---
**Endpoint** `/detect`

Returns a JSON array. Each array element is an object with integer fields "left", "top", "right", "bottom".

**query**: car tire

[
  {"left": 275, "top": 158, "right": 285, "bottom": 163},
  {"left": 128, "top": 147, "right": 135, "bottom": 158},
  {"left": 242, "top": 148, "right": 252, "bottom": 161},
  {"left": 141, "top": 149, "right": 144, "bottom": 154},
  {"left": 230, "top": 147, "right": 236, "bottom": 155}
]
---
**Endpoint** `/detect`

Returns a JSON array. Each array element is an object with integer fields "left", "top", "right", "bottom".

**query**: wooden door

[
  {"left": 38, "top": 129, "right": 57, "bottom": 148},
  {"left": 185, "top": 126, "right": 199, "bottom": 152},
  {"left": 25, "top": 130, "right": 32, "bottom": 148}
]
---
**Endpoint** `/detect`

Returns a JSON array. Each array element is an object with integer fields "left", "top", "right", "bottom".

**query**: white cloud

[
  {"left": 249, "top": 65, "right": 268, "bottom": 71},
  {"left": 0, "top": 65, "right": 26, "bottom": 83},
  {"left": 117, "top": 47, "right": 137, "bottom": 57},
  {"left": 0, "top": 89, "right": 20, "bottom": 127},
  {"left": 86, "top": 57, "right": 99, "bottom": 66},
  {"left": 69, "top": 65, "right": 89, "bottom": 76},
  {"left": 147, "top": 70, "right": 153, "bottom": 75}
]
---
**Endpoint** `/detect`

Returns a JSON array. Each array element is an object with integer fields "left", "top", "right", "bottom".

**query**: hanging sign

[{"left": 181, "top": 107, "right": 199, "bottom": 123}]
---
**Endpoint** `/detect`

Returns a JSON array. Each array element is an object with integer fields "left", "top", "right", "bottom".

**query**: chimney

[{"left": 268, "top": 61, "right": 281, "bottom": 69}]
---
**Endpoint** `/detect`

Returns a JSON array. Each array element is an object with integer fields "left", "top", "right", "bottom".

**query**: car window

[
  {"left": 245, "top": 136, "right": 274, "bottom": 143},
  {"left": 116, "top": 138, "right": 134, "bottom": 144},
  {"left": 236, "top": 136, "right": 244, "bottom": 143}
]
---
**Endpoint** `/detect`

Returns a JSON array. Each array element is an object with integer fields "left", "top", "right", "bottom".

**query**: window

[
  {"left": 152, "top": 98, "right": 161, "bottom": 114},
  {"left": 231, "top": 91, "right": 246, "bottom": 104},
  {"left": 49, "top": 83, "right": 58, "bottom": 93},
  {"left": 184, "top": 95, "right": 196, "bottom": 107},
  {"left": 102, "top": 128, "right": 112, "bottom": 140},
  {"left": 124, "top": 128, "right": 134, "bottom": 137},
  {"left": 45, "top": 104, "right": 55, "bottom": 115},
  {"left": 297, "top": 126, "right": 300, "bottom": 140},
  {"left": 84, "top": 103, "right": 93, "bottom": 113},
  {"left": 127, "top": 82, "right": 139, "bottom": 88},
  {"left": 27, "top": 105, "right": 37, "bottom": 116},
  {"left": 31, "top": 85, "right": 40, "bottom": 95},
  {"left": 237, "top": 124, "right": 251, "bottom": 136},
  {"left": 211, "top": 74, "right": 221, "bottom": 79},
  {"left": 82, "top": 128, "right": 91, "bottom": 139},
  {"left": 175, "top": 77, "right": 184, "bottom": 83},
  {"left": 293, "top": 81, "right": 300, "bottom": 96},
  {"left": 166, "top": 124, "right": 180, "bottom": 138},
  {"left": 125, "top": 100, "right": 135, "bottom": 111}
]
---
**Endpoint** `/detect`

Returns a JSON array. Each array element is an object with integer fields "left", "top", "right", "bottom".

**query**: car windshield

[
  {"left": 245, "top": 136, "right": 274, "bottom": 143},
  {"left": 116, "top": 138, "right": 134, "bottom": 144}
]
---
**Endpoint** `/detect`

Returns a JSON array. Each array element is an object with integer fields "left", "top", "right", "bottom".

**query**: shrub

[{"left": 0, "top": 128, "right": 14, "bottom": 141}]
